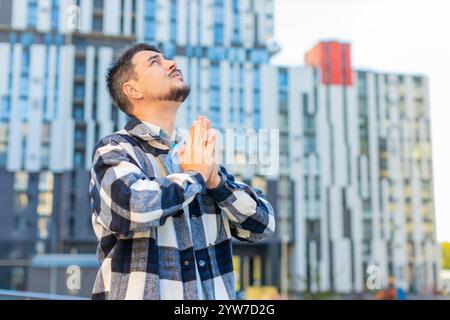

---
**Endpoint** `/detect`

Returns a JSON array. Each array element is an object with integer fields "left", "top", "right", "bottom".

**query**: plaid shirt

[{"left": 89, "top": 116, "right": 275, "bottom": 300}]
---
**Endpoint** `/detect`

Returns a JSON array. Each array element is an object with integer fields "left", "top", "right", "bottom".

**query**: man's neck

[{"left": 132, "top": 101, "right": 179, "bottom": 136}]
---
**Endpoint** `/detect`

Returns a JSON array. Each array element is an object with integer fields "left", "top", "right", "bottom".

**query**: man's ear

[{"left": 123, "top": 81, "right": 144, "bottom": 101}]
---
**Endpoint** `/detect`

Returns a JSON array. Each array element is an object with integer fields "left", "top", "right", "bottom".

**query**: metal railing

[{"left": 0, "top": 289, "right": 89, "bottom": 300}]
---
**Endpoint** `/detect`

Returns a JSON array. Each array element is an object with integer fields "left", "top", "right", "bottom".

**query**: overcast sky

[{"left": 272, "top": 0, "right": 450, "bottom": 242}]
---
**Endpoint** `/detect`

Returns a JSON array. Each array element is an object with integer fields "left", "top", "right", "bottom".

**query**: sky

[{"left": 272, "top": 0, "right": 450, "bottom": 242}]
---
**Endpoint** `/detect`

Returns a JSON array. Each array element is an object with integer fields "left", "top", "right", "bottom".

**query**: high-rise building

[
  {"left": 0, "top": 0, "right": 279, "bottom": 293},
  {"left": 0, "top": 0, "right": 440, "bottom": 297},
  {"left": 260, "top": 41, "right": 440, "bottom": 295},
  {"left": 355, "top": 68, "right": 438, "bottom": 294}
]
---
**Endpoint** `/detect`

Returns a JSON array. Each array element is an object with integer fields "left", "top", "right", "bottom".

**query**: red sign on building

[{"left": 305, "top": 41, "right": 353, "bottom": 86}]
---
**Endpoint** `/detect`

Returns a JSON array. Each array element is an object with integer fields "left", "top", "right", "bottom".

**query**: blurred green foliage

[{"left": 442, "top": 242, "right": 450, "bottom": 270}]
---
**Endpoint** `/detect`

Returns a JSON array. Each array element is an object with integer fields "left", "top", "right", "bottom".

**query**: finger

[
  {"left": 185, "top": 122, "right": 195, "bottom": 164},
  {"left": 205, "top": 119, "right": 212, "bottom": 152},
  {"left": 207, "top": 133, "right": 215, "bottom": 155},
  {"left": 193, "top": 120, "right": 203, "bottom": 164},
  {"left": 201, "top": 118, "right": 210, "bottom": 148},
  {"left": 202, "top": 121, "right": 208, "bottom": 148},
  {"left": 186, "top": 121, "right": 194, "bottom": 150},
  {"left": 196, "top": 119, "right": 207, "bottom": 148},
  {"left": 199, "top": 119, "right": 209, "bottom": 162},
  {"left": 211, "top": 132, "right": 217, "bottom": 162},
  {"left": 205, "top": 131, "right": 216, "bottom": 165}
]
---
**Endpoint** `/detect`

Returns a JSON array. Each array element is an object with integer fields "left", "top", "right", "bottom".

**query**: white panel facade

[{"left": 103, "top": 0, "right": 121, "bottom": 35}]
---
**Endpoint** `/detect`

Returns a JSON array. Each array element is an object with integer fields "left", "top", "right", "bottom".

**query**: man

[{"left": 89, "top": 43, "right": 275, "bottom": 300}]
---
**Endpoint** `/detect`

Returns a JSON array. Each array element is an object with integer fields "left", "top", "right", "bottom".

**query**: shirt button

[
  {"left": 184, "top": 260, "right": 189, "bottom": 266},
  {"left": 199, "top": 260, "right": 206, "bottom": 267}
]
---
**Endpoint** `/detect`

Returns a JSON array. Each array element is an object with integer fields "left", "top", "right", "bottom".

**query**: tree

[{"left": 442, "top": 242, "right": 450, "bottom": 270}]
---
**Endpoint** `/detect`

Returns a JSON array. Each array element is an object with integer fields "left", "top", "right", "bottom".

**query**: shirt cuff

[
  {"left": 185, "top": 170, "right": 207, "bottom": 195},
  {"left": 206, "top": 172, "right": 233, "bottom": 202}
]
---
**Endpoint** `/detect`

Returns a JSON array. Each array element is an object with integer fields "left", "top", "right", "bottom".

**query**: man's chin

[{"left": 158, "top": 84, "right": 191, "bottom": 102}]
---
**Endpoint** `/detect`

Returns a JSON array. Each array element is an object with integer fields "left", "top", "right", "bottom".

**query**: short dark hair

[{"left": 106, "top": 43, "right": 161, "bottom": 115}]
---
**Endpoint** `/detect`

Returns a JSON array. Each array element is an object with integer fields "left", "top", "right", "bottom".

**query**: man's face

[{"left": 130, "top": 50, "right": 190, "bottom": 103}]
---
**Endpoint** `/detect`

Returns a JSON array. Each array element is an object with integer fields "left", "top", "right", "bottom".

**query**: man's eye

[{"left": 150, "top": 60, "right": 158, "bottom": 66}]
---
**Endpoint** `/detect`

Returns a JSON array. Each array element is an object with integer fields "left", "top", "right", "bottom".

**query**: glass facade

[
  {"left": 253, "top": 66, "right": 261, "bottom": 129},
  {"left": 27, "top": 0, "right": 38, "bottom": 29},
  {"left": 213, "top": 0, "right": 224, "bottom": 46},
  {"left": 209, "top": 62, "right": 221, "bottom": 128}
]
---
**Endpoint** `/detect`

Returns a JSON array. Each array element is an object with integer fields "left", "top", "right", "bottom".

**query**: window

[
  {"left": 304, "top": 176, "right": 309, "bottom": 200},
  {"left": 37, "top": 192, "right": 53, "bottom": 216},
  {"left": 37, "top": 217, "right": 50, "bottom": 239},
  {"left": 278, "top": 69, "right": 288, "bottom": 88},
  {"left": 279, "top": 91, "right": 287, "bottom": 108},
  {"left": 363, "top": 219, "right": 372, "bottom": 240},
  {"left": 27, "top": 0, "right": 38, "bottom": 28},
  {"left": 213, "top": 0, "right": 224, "bottom": 46},
  {"left": 304, "top": 136, "right": 316, "bottom": 155},
  {"left": 74, "top": 127, "right": 86, "bottom": 143},
  {"left": 20, "top": 48, "right": 30, "bottom": 88},
  {"left": 93, "top": 0, "right": 103, "bottom": 9},
  {"left": 238, "top": 89, "right": 244, "bottom": 125},
  {"left": 250, "top": 49, "right": 269, "bottom": 64},
  {"left": 51, "top": 0, "right": 58, "bottom": 30},
  {"left": 14, "top": 192, "right": 29, "bottom": 211},
  {"left": 208, "top": 47, "right": 225, "bottom": 61},
  {"left": 38, "top": 172, "right": 54, "bottom": 192},
  {"left": 74, "top": 84, "right": 85, "bottom": 100},
  {"left": 75, "top": 61, "right": 86, "bottom": 77},
  {"left": 69, "top": 216, "right": 76, "bottom": 237},
  {"left": 0, "top": 124, "right": 7, "bottom": 167},
  {"left": 144, "top": 0, "right": 156, "bottom": 42},
  {"left": 0, "top": 96, "right": 10, "bottom": 121},
  {"left": 169, "top": 0, "right": 177, "bottom": 42},
  {"left": 93, "top": 17, "right": 102, "bottom": 31},
  {"left": 314, "top": 176, "right": 320, "bottom": 200},
  {"left": 74, "top": 150, "right": 85, "bottom": 168},
  {"left": 252, "top": 66, "right": 261, "bottom": 129},
  {"left": 41, "top": 145, "right": 50, "bottom": 169},
  {"left": 209, "top": 63, "right": 221, "bottom": 128},
  {"left": 14, "top": 172, "right": 29, "bottom": 191},
  {"left": 214, "top": 24, "right": 224, "bottom": 46},
  {"left": 253, "top": 89, "right": 260, "bottom": 129},
  {"left": 231, "top": 0, "right": 240, "bottom": 45}
]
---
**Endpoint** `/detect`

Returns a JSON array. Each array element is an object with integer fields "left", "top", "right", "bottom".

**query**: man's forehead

[{"left": 133, "top": 50, "right": 163, "bottom": 63}]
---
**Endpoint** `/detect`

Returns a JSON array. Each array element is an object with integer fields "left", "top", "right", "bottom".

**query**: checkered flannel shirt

[{"left": 89, "top": 115, "right": 275, "bottom": 300}]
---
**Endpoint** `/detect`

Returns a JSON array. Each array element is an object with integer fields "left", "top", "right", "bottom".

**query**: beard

[{"left": 156, "top": 82, "right": 191, "bottom": 103}]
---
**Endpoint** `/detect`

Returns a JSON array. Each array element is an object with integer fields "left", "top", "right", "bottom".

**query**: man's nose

[{"left": 163, "top": 58, "right": 177, "bottom": 72}]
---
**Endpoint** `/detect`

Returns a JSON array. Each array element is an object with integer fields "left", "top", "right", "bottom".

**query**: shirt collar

[
  {"left": 141, "top": 120, "right": 176, "bottom": 141},
  {"left": 124, "top": 115, "right": 184, "bottom": 149}
]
